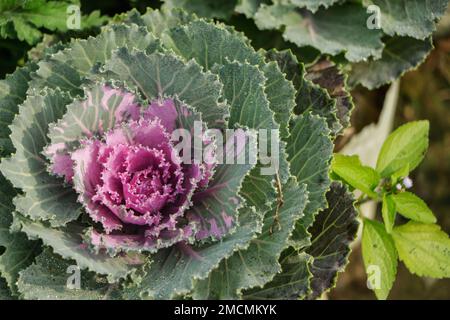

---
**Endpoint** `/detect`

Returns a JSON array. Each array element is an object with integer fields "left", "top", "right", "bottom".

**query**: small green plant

[{"left": 331, "top": 120, "right": 450, "bottom": 300}]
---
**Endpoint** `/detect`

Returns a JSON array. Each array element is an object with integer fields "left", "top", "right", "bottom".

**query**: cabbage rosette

[{"left": 0, "top": 8, "right": 358, "bottom": 300}]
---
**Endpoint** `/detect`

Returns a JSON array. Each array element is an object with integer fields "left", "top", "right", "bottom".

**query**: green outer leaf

[
  {"left": 392, "top": 222, "right": 450, "bottom": 278},
  {"left": 287, "top": 113, "right": 333, "bottom": 249},
  {"left": 30, "top": 23, "right": 162, "bottom": 96},
  {"left": 123, "top": 206, "right": 264, "bottom": 299},
  {"left": 0, "top": 175, "right": 40, "bottom": 295},
  {"left": 382, "top": 194, "right": 396, "bottom": 233},
  {"left": 391, "top": 192, "right": 436, "bottom": 224},
  {"left": 104, "top": 49, "right": 227, "bottom": 128},
  {"left": 194, "top": 179, "right": 308, "bottom": 299},
  {"left": 137, "top": 7, "right": 194, "bottom": 38},
  {"left": 0, "top": 62, "right": 37, "bottom": 157},
  {"left": 0, "top": 89, "right": 81, "bottom": 227},
  {"left": 376, "top": 120, "right": 429, "bottom": 178},
  {"left": 0, "top": 276, "right": 13, "bottom": 300},
  {"left": 349, "top": 37, "right": 433, "bottom": 89},
  {"left": 331, "top": 154, "right": 380, "bottom": 199},
  {"left": 362, "top": 219, "right": 397, "bottom": 300},
  {"left": 236, "top": 0, "right": 267, "bottom": 18},
  {"left": 242, "top": 250, "right": 312, "bottom": 300},
  {"left": 163, "top": 0, "right": 238, "bottom": 20},
  {"left": 19, "top": 219, "right": 139, "bottom": 282},
  {"left": 306, "top": 182, "right": 359, "bottom": 299},
  {"left": 17, "top": 248, "right": 115, "bottom": 300},
  {"left": 163, "top": 19, "right": 293, "bottom": 181},
  {"left": 363, "top": 0, "right": 449, "bottom": 40},
  {"left": 290, "top": 0, "right": 341, "bottom": 13},
  {"left": 264, "top": 50, "right": 348, "bottom": 136},
  {"left": 214, "top": 60, "right": 275, "bottom": 130},
  {"left": 254, "top": 2, "right": 384, "bottom": 62},
  {"left": 304, "top": 59, "right": 353, "bottom": 133}
]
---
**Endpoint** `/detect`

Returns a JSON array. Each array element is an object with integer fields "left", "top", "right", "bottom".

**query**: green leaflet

[
  {"left": 362, "top": 219, "right": 398, "bottom": 300},
  {"left": 287, "top": 113, "right": 333, "bottom": 249},
  {"left": 17, "top": 248, "right": 117, "bottom": 300},
  {"left": 382, "top": 194, "right": 396, "bottom": 234},
  {"left": 123, "top": 206, "right": 264, "bottom": 299},
  {"left": 391, "top": 192, "right": 436, "bottom": 224},
  {"left": 30, "top": 24, "right": 162, "bottom": 96},
  {"left": 0, "top": 90, "right": 81, "bottom": 227},
  {"left": 331, "top": 154, "right": 380, "bottom": 199},
  {"left": 363, "top": 0, "right": 449, "bottom": 40},
  {"left": 0, "top": 175, "right": 40, "bottom": 295},
  {"left": 254, "top": 2, "right": 384, "bottom": 62},
  {"left": 349, "top": 37, "right": 433, "bottom": 90},
  {"left": 104, "top": 49, "right": 227, "bottom": 127},
  {"left": 19, "top": 219, "right": 139, "bottom": 282},
  {"left": 392, "top": 222, "right": 450, "bottom": 278},
  {"left": 305, "top": 182, "right": 359, "bottom": 299},
  {"left": 376, "top": 120, "right": 429, "bottom": 178},
  {"left": 194, "top": 179, "right": 308, "bottom": 299}
]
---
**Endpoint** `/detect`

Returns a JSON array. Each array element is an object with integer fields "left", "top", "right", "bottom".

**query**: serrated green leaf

[
  {"left": 31, "top": 23, "right": 162, "bottom": 95},
  {"left": 136, "top": 7, "right": 194, "bottom": 38},
  {"left": 0, "top": 62, "right": 37, "bottom": 156},
  {"left": 382, "top": 194, "right": 396, "bottom": 233},
  {"left": 331, "top": 154, "right": 380, "bottom": 198},
  {"left": 242, "top": 250, "right": 312, "bottom": 300},
  {"left": 290, "top": 0, "right": 341, "bottom": 12},
  {"left": 0, "top": 276, "right": 14, "bottom": 300},
  {"left": 19, "top": 219, "right": 139, "bottom": 282},
  {"left": 306, "top": 182, "right": 359, "bottom": 299},
  {"left": 104, "top": 49, "right": 227, "bottom": 127},
  {"left": 236, "top": 0, "right": 267, "bottom": 18},
  {"left": 123, "top": 206, "right": 264, "bottom": 299},
  {"left": 376, "top": 120, "right": 429, "bottom": 178},
  {"left": 391, "top": 192, "right": 436, "bottom": 224},
  {"left": 0, "top": 90, "right": 81, "bottom": 227},
  {"left": 304, "top": 59, "right": 353, "bottom": 133},
  {"left": 163, "top": 0, "right": 238, "bottom": 20},
  {"left": 392, "top": 222, "right": 450, "bottom": 278},
  {"left": 17, "top": 248, "right": 116, "bottom": 300},
  {"left": 265, "top": 49, "right": 347, "bottom": 135},
  {"left": 363, "top": 0, "right": 449, "bottom": 40},
  {"left": 254, "top": 2, "right": 384, "bottom": 62},
  {"left": 349, "top": 37, "right": 433, "bottom": 89},
  {"left": 287, "top": 113, "right": 333, "bottom": 249},
  {"left": 0, "top": 175, "right": 40, "bottom": 295},
  {"left": 194, "top": 179, "right": 308, "bottom": 299},
  {"left": 362, "top": 219, "right": 398, "bottom": 300}
]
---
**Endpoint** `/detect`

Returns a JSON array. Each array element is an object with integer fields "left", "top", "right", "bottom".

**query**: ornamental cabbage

[{"left": 0, "top": 8, "right": 358, "bottom": 300}]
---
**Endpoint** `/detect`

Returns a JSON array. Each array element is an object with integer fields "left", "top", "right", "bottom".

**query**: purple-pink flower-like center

[{"left": 45, "top": 87, "right": 216, "bottom": 252}]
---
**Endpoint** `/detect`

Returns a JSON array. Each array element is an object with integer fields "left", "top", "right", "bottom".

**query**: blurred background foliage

[{"left": 0, "top": 0, "right": 449, "bottom": 300}]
